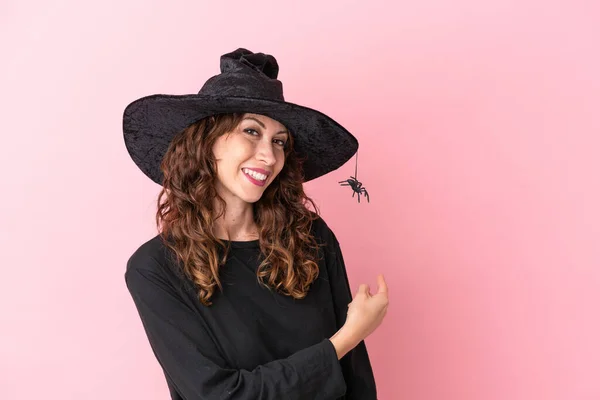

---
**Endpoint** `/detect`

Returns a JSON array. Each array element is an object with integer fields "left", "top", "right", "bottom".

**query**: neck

[{"left": 213, "top": 200, "right": 258, "bottom": 241}]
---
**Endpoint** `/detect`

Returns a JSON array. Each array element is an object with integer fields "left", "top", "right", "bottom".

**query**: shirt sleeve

[
  {"left": 124, "top": 255, "right": 347, "bottom": 400},
  {"left": 323, "top": 227, "right": 378, "bottom": 400}
]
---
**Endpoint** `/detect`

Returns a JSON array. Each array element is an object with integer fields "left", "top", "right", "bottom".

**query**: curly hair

[{"left": 156, "top": 113, "right": 323, "bottom": 306}]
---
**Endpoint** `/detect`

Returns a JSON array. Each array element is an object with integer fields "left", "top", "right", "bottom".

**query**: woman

[{"left": 123, "top": 48, "right": 389, "bottom": 400}]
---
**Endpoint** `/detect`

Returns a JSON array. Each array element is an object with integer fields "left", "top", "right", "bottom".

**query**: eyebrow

[{"left": 243, "top": 117, "right": 289, "bottom": 136}]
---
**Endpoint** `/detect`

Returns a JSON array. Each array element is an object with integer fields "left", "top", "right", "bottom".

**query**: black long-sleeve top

[{"left": 125, "top": 215, "right": 377, "bottom": 399}]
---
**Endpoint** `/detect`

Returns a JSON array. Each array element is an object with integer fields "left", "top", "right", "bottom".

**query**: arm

[
  {"left": 125, "top": 257, "right": 347, "bottom": 400},
  {"left": 324, "top": 228, "right": 378, "bottom": 400}
]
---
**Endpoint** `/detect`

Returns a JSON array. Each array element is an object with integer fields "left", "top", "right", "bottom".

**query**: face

[{"left": 212, "top": 113, "right": 289, "bottom": 205}]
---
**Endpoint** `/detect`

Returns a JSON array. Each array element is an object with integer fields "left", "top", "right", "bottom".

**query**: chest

[{"left": 191, "top": 254, "right": 338, "bottom": 370}]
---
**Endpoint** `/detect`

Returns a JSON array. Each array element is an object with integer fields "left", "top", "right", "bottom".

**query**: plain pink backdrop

[{"left": 2, "top": 1, "right": 599, "bottom": 399}]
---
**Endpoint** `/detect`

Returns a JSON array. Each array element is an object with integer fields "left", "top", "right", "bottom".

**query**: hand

[
  {"left": 345, "top": 274, "right": 389, "bottom": 340},
  {"left": 330, "top": 274, "right": 389, "bottom": 359}
]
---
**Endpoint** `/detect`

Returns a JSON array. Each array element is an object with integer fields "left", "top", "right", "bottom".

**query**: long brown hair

[{"left": 156, "top": 113, "right": 322, "bottom": 306}]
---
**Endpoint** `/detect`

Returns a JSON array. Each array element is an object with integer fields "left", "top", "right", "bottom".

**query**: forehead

[{"left": 242, "top": 113, "right": 287, "bottom": 130}]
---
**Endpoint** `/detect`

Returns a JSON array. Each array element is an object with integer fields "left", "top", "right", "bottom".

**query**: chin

[
  {"left": 236, "top": 189, "right": 265, "bottom": 204},
  {"left": 238, "top": 181, "right": 271, "bottom": 204},
  {"left": 235, "top": 194, "right": 257, "bottom": 204}
]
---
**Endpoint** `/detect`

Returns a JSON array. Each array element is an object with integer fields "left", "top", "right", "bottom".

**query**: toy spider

[
  {"left": 338, "top": 150, "right": 370, "bottom": 203},
  {"left": 339, "top": 176, "right": 369, "bottom": 203}
]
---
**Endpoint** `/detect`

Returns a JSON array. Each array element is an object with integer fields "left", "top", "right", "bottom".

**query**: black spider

[{"left": 339, "top": 175, "right": 370, "bottom": 203}]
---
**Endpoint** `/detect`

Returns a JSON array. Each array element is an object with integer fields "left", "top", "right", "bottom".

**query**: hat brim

[{"left": 123, "top": 94, "right": 358, "bottom": 185}]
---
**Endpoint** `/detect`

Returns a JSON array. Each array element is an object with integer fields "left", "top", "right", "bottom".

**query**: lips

[
  {"left": 242, "top": 168, "right": 268, "bottom": 186},
  {"left": 243, "top": 167, "right": 271, "bottom": 178}
]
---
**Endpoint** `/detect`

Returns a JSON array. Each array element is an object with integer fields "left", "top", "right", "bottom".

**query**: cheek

[
  {"left": 213, "top": 138, "right": 248, "bottom": 171},
  {"left": 212, "top": 138, "right": 227, "bottom": 161}
]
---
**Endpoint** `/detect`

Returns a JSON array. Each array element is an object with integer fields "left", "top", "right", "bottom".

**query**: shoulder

[
  {"left": 309, "top": 212, "right": 339, "bottom": 248},
  {"left": 126, "top": 235, "right": 168, "bottom": 271},
  {"left": 124, "top": 234, "right": 178, "bottom": 289}
]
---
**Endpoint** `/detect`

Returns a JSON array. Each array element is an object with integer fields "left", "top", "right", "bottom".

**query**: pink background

[{"left": 2, "top": 1, "right": 599, "bottom": 399}]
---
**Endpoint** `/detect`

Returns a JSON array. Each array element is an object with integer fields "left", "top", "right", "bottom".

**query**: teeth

[{"left": 243, "top": 168, "right": 267, "bottom": 181}]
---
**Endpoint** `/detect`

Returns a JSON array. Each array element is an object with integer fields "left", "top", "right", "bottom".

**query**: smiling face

[{"left": 212, "top": 113, "right": 290, "bottom": 205}]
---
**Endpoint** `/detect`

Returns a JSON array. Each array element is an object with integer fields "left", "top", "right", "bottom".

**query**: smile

[{"left": 242, "top": 168, "right": 268, "bottom": 186}]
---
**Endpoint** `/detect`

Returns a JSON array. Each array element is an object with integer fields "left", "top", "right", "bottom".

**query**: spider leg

[{"left": 363, "top": 188, "right": 369, "bottom": 203}]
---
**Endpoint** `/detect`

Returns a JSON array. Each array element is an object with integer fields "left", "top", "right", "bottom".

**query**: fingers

[
  {"left": 356, "top": 276, "right": 388, "bottom": 298},
  {"left": 376, "top": 274, "right": 388, "bottom": 294},
  {"left": 356, "top": 283, "right": 371, "bottom": 297}
]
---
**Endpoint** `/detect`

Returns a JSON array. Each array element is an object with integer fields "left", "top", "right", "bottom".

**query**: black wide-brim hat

[{"left": 123, "top": 48, "right": 358, "bottom": 185}]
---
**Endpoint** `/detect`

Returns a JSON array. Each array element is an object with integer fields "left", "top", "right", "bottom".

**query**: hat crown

[
  {"left": 198, "top": 48, "right": 284, "bottom": 101},
  {"left": 220, "top": 48, "right": 279, "bottom": 79}
]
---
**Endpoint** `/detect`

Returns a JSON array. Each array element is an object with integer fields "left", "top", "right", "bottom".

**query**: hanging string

[{"left": 354, "top": 149, "right": 358, "bottom": 181}]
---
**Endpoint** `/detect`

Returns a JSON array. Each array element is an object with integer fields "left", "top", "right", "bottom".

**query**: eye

[
  {"left": 274, "top": 138, "right": 287, "bottom": 147},
  {"left": 244, "top": 127, "right": 287, "bottom": 148}
]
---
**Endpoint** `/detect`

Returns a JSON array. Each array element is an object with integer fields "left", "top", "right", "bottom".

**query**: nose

[{"left": 255, "top": 139, "right": 277, "bottom": 166}]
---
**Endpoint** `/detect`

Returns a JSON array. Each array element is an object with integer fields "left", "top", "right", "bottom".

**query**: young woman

[{"left": 123, "top": 48, "right": 389, "bottom": 400}]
